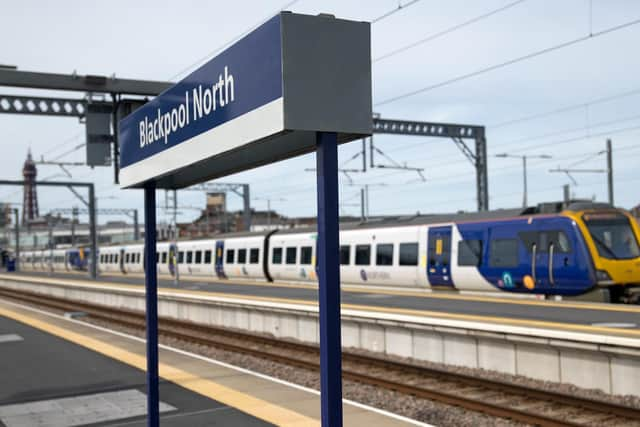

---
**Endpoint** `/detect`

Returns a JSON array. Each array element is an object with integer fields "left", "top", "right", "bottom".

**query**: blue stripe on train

[{"left": 456, "top": 215, "right": 595, "bottom": 296}]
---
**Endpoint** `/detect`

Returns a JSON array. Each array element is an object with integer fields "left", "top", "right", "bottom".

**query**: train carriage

[
  {"left": 172, "top": 240, "right": 216, "bottom": 277},
  {"left": 121, "top": 244, "right": 144, "bottom": 274},
  {"left": 267, "top": 231, "right": 317, "bottom": 282},
  {"left": 218, "top": 232, "right": 271, "bottom": 281},
  {"left": 336, "top": 225, "right": 427, "bottom": 287},
  {"left": 18, "top": 201, "right": 640, "bottom": 303}
]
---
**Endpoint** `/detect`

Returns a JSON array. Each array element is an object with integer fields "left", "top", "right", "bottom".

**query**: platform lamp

[{"left": 494, "top": 153, "right": 552, "bottom": 208}]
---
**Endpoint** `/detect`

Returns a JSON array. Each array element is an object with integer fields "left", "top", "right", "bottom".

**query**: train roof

[{"left": 58, "top": 200, "right": 622, "bottom": 249}]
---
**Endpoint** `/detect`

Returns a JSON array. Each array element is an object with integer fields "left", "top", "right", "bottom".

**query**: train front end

[{"left": 566, "top": 205, "right": 640, "bottom": 302}]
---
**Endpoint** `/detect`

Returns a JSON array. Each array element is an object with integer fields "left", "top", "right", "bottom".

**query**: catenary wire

[
  {"left": 375, "top": 17, "right": 640, "bottom": 107},
  {"left": 490, "top": 87, "right": 640, "bottom": 129},
  {"left": 374, "top": 0, "right": 527, "bottom": 62},
  {"left": 370, "top": 0, "right": 423, "bottom": 24},
  {"left": 168, "top": 0, "right": 301, "bottom": 81}
]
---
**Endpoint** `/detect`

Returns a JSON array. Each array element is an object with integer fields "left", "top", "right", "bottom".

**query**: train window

[
  {"left": 156, "top": 251, "right": 160, "bottom": 264},
  {"left": 339, "top": 245, "right": 350, "bottom": 265},
  {"left": 178, "top": 251, "right": 184, "bottom": 264},
  {"left": 226, "top": 249, "right": 235, "bottom": 264},
  {"left": 186, "top": 251, "right": 193, "bottom": 264},
  {"left": 355, "top": 245, "right": 371, "bottom": 265},
  {"left": 489, "top": 239, "right": 518, "bottom": 267},
  {"left": 195, "top": 251, "right": 202, "bottom": 264},
  {"left": 238, "top": 249, "right": 247, "bottom": 264},
  {"left": 458, "top": 240, "right": 482, "bottom": 266},
  {"left": 136, "top": 253, "right": 141, "bottom": 264},
  {"left": 286, "top": 247, "right": 297, "bottom": 264},
  {"left": 376, "top": 244, "right": 393, "bottom": 266},
  {"left": 519, "top": 231, "right": 571, "bottom": 254},
  {"left": 108, "top": 254, "right": 113, "bottom": 264},
  {"left": 249, "top": 248, "right": 259, "bottom": 264},
  {"left": 300, "top": 246, "right": 313, "bottom": 265},
  {"left": 115, "top": 254, "right": 119, "bottom": 264},
  {"left": 125, "top": 253, "right": 130, "bottom": 263},
  {"left": 272, "top": 247, "right": 283, "bottom": 264},
  {"left": 399, "top": 243, "right": 419, "bottom": 266},
  {"left": 161, "top": 252, "right": 167, "bottom": 264},
  {"left": 204, "top": 250, "right": 212, "bottom": 264}
]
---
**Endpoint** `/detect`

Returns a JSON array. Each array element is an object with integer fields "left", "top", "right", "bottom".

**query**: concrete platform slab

[{"left": 0, "top": 298, "right": 425, "bottom": 427}]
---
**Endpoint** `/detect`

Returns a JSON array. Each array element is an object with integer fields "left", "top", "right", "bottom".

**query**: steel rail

[{"left": 1, "top": 288, "right": 638, "bottom": 427}]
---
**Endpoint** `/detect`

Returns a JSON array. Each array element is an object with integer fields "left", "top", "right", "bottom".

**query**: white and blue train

[{"left": 19, "top": 202, "right": 640, "bottom": 302}]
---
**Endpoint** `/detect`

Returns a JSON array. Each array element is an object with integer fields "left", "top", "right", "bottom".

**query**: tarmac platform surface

[{"left": 0, "top": 298, "right": 423, "bottom": 427}]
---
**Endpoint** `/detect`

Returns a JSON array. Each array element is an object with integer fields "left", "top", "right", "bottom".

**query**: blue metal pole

[
  {"left": 143, "top": 183, "right": 159, "bottom": 427},
  {"left": 315, "top": 131, "right": 343, "bottom": 426}
]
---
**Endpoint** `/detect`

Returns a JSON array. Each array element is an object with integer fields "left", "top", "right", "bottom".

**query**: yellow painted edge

[
  {"left": 9, "top": 270, "right": 640, "bottom": 314},
  {"left": 3, "top": 273, "right": 640, "bottom": 338},
  {"left": 0, "top": 305, "right": 319, "bottom": 427}
]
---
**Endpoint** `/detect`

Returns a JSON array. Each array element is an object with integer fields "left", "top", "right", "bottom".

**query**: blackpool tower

[{"left": 22, "top": 150, "right": 38, "bottom": 225}]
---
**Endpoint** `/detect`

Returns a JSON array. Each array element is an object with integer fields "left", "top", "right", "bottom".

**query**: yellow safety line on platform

[
  {"left": 0, "top": 305, "right": 319, "bottom": 426},
  {"left": 20, "top": 270, "right": 640, "bottom": 314},
  {"left": 3, "top": 273, "right": 640, "bottom": 338}
]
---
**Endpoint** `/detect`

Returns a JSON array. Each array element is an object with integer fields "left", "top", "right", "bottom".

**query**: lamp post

[
  {"left": 253, "top": 197, "right": 286, "bottom": 230},
  {"left": 495, "top": 153, "right": 552, "bottom": 208}
]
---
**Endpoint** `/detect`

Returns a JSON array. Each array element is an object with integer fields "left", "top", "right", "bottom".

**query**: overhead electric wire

[
  {"left": 168, "top": 0, "right": 301, "bottom": 81},
  {"left": 374, "top": 0, "right": 527, "bottom": 62},
  {"left": 255, "top": 140, "right": 640, "bottom": 204},
  {"left": 371, "top": 0, "right": 422, "bottom": 24},
  {"left": 375, "top": 17, "right": 640, "bottom": 107},
  {"left": 510, "top": 123, "right": 640, "bottom": 153},
  {"left": 50, "top": 143, "right": 86, "bottom": 162},
  {"left": 40, "top": 132, "right": 83, "bottom": 157},
  {"left": 491, "top": 87, "right": 640, "bottom": 129}
]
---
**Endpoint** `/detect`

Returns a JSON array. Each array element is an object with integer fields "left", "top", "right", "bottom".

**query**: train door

[
  {"left": 518, "top": 223, "right": 579, "bottom": 291},
  {"left": 427, "top": 226, "right": 454, "bottom": 287},
  {"left": 215, "top": 241, "right": 225, "bottom": 278},
  {"left": 168, "top": 243, "right": 177, "bottom": 277},
  {"left": 119, "top": 248, "right": 126, "bottom": 274}
]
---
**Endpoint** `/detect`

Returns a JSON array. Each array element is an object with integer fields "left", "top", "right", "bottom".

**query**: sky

[{"left": 1, "top": 0, "right": 640, "bottom": 226}]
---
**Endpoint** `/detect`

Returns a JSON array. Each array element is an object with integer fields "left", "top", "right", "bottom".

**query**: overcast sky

[{"left": 2, "top": 0, "right": 640, "bottom": 225}]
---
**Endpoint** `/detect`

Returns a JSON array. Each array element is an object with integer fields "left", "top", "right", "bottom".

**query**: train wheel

[{"left": 608, "top": 285, "right": 625, "bottom": 304}]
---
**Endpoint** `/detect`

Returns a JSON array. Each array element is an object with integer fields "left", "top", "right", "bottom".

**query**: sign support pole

[
  {"left": 143, "top": 183, "right": 160, "bottom": 427},
  {"left": 315, "top": 131, "right": 343, "bottom": 426}
]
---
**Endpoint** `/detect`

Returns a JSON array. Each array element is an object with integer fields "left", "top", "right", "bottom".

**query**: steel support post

[
  {"left": 522, "top": 156, "right": 528, "bottom": 208},
  {"left": 143, "top": 184, "right": 159, "bottom": 427},
  {"left": 134, "top": 209, "right": 140, "bottom": 241},
  {"left": 172, "top": 189, "right": 179, "bottom": 286},
  {"left": 13, "top": 208, "right": 19, "bottom": 271},
  {"left": 475, "top": 131, "right": 489, "bottom": 211},
  {"left": 315, "top": 131, "right": 343, "bottom": 427},
  {"left": 243, "top": 184, "right": 251, "bottom": 231},
  {"left": 607, "top": 139, "right": 614, "bottom": 205},
  {"left": 88, "top": 184, "right": 98, "bottom": 279}
]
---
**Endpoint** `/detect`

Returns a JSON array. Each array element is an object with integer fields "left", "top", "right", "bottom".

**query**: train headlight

[{"left": 596, "top": 269, "right": 614, "bottom": 284}]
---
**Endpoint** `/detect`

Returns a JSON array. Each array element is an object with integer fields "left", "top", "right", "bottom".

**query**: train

[{"left": 17, "top": 201, "right": 640, "bottom": 303}]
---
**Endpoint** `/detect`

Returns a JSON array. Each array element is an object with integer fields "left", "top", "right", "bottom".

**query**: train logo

[
  {"left": 360, "top": 269, "right": 368, "bottom": 281},
  {"left": 502, "top": 272, "right": 514, "bottom": 288}
]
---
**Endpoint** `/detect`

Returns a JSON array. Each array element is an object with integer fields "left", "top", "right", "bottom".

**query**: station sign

[{"left": 119, "top": 12, "right": 372, "bottom": 189}]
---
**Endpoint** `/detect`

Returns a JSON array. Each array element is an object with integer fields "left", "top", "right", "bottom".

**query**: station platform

[
  {"left": 0, "top": 299, "right": 423, "bottom": 427},
  {"left": 7, "top": 271, "right": 640, "bottom": 335}
]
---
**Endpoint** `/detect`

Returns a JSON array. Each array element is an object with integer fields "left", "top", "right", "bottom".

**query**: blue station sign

[{"left": 119, "top": 12, "right": 371, "bottom": 189}]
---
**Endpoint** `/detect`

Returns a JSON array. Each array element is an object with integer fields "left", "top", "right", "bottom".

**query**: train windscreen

[{"left": 583, "top": 212, "right": 640, "bottom": 260}]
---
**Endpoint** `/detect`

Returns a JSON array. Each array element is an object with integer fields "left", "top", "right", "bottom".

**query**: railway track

[{"left": 2, "top": 287, "right": 639, "bottom": 427}]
